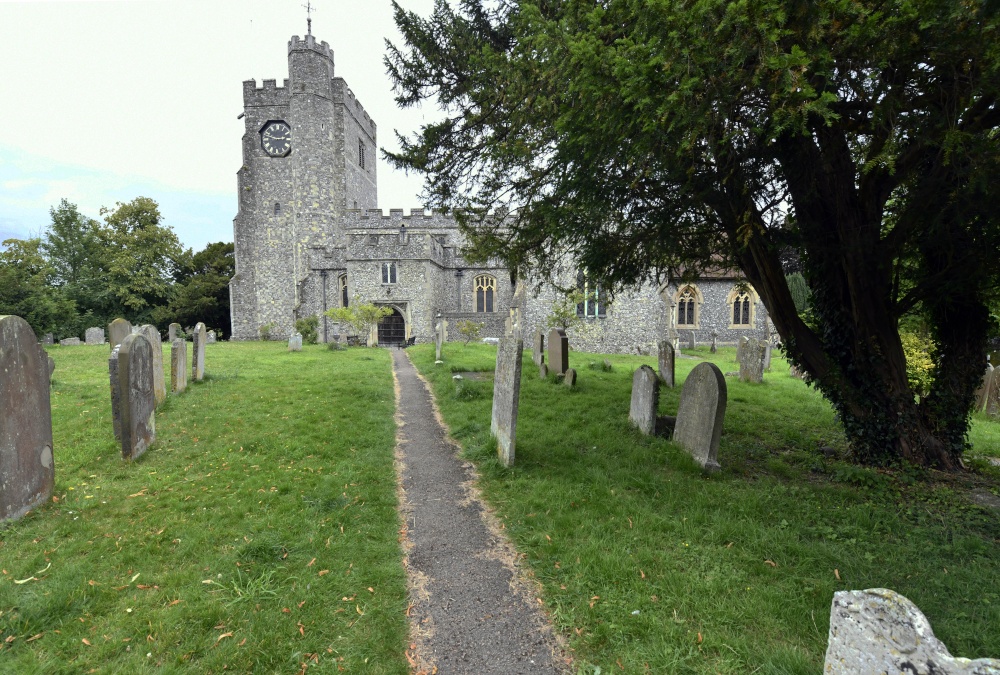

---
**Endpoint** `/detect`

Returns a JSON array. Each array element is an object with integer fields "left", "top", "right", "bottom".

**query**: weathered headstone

[
  {"left": 491, "top": 336, "right": 524, "bottom": 467},
  {"left": 435, "top": 317, "right": 446, "bottom": 360},
  {"left": 136, "top": 325, "right": 166, "bottom": 407},
  {"left": 60, "top": 337, "right": 81, "bottom": 346},
  {"left": 986, "top": 367, "right": 1000, "bottom": 417},
  {"left": 532, "top": 329, "right": 545, "bottom": 367},
  {"left": 47, "top": 355, "right": 55, "bottom": 381},
  {"left": 736, "top": 336, "right": 750, "bottom": 365},
  {"left": 629, "top": 365, "right": 659, "bottom": 436},
  {"left": 108, "top": 318, "right": 132, "bottom": 350},
  {"left": 973, "top": 365, "right": 993, "bottom": 412},
  {"left": 43, "top": 333, "right": 53, "bottom": 345},
  {"left": 192, "top": 322, "right": 206, "bottom": 381},
  {"left": 657, "top": 340, "right": 675, "bottom": 388},
  {"left": 114, "top": 334, "right": 156, "bottom": 460},
  {"left": 207, "top": 330, "right": 217, "bottom": 344},
  {"left": 0, "top": 315, "right": 55, "bottom": 523},
  {"left": 739, "top": 338, "right": 766, "bottom": 383},
  {"left": 547, "top": 327, "right": 569, "bottom": 376},
  {"left": 288, "top": 332, "right": 303, "bottom": 352},
  {"left": 168, "top": 323, "right": 181, "bottom": 342},
  {"left": 171, "top": 339, "right": 187, "bottom": 394},
  {"left": 686, "top": 330, "right": 696, "bottom": 350},
  {"left": 109, "top": 345, "right": 123, "bottom": 440},
  {"left": 673, "top": 362, "right": 727, "bottom": 471},
  {"left": 763, "top": 341, "right": 773, "bottom": 371},
  {"left": 85, "top": 327, "right": 105, "bottom": 345},
  {"left": 824, "top": 588, "right": 1000, "bottom": 674},
  {"left": 539, "top": 362, "right": 548, "bottom": 379},
  {"left": 710, "top": 331, "right": 718, "bottom": 354},
  {"left": 564, "top": 367, "right": 577, "bottom": 388}
]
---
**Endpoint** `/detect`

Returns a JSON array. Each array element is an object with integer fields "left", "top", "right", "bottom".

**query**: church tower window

[
  {"left": 274, "top": 202, "right": 281, "bottom": 215},
  {"left": 359, "top": 140, "right": 366, "bottom": 170},
  {"left": 382, "top": 262, "right": 397, "bottom": 284},
  {"left": 474, "top": 275, "right": 496, "bottom": 313}
]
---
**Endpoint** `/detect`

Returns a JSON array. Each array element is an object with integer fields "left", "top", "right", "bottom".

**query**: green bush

[
  {"left": 900, "top": 331, "right": 935, "bottom": 399},
  {"left": 295, "top": 315, "right": 319, "bottom": 344},
  {"left": 258, "top": 322, "right": 275, "bottom": 341},
  {"left": 785, "top": 273, "right": 811, "bottom": 315}
]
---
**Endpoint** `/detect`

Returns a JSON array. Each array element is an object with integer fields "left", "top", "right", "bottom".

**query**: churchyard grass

[
  {"left": 410, "top": 343, "right": 1000, "bottom": 674},
  {"left": 0, "top": 342, "right": 407, "bottom": 673}
]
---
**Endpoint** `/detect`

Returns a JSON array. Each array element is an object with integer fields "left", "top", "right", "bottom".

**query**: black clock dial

[{"left": 260, "top": 121, "right": 291, "bottom": 157}]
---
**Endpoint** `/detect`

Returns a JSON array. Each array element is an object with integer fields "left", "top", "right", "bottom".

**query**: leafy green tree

[
  {"left": 785, "top": 273, "right": 810, "bottom": 316},
  {"left": 153, "top": 242, "right": 234, "bottom": 338},
  {"left": 41, "top": 199, "right": 108, "bottom": 329},
  {"left": 387, "top": 0, "right": 1000, "bottom": 468},
  {"left": 295, "top": 315, "right": 320, "bottom": 344},
  {"left": 325, "top": 300, "right": 392, "bottom": 346},
  {"left": 0, "top": 238, "right": 76, "bottom": 336}
]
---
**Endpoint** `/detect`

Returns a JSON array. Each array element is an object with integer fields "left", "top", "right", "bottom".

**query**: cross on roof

[{"left": 302, "top": 1, "right": 316, "bottom": 36}]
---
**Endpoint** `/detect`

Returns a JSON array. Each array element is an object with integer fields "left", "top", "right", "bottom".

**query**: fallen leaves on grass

[
  {"left": 215, "top": 632, "right": 233, "bottom": 644},
  {"left": 834, "top": 569, "right": 841, "bottom": 581},
  {"left": 764, "top": 560, "right": 777, "bottom": 568}
]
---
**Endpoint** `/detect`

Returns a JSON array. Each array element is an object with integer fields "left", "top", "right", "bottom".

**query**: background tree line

[{"left": 0, "top": 197, "right": 234, "bottom": 339}]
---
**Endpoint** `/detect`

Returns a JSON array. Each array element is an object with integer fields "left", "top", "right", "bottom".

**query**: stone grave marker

[
  {"left": 289, "top": 332, "right": 303, "bottom": 351},
  {"left": 629, "top": 365, "right": 659, "bottom": 435},
  {"left": 673, "top": 362, "right": 727, "bottom": 471},
  {"left": 207, "top": 330, "right": 217, "bottom": 344},
  {"left": 539, "top": 362, "right": 548, "bottom": 379},
  {"left": 0, "top": 315, "right": 55, "bottom": 523},
  {"left": 973, "top": 365, "right": 993, "bottom": 412},
  {"left": 85, "top": 327, "right": 105, "bottom": 345},
  {"left": 109, "top": 345, "right": 123, "bottom": 440},
  {"left": 490, "top": 336, "right": 524, "bottom": 467},
  {"left": 986, "top": 367, "right": 1000, "bottom": 417},
  {"left": 108, "top": 318, "right": 132, "bottom": 350},
  {"left": 192, "top": 322, "right": 206, "bottom": 381},
  {"left": 171, "top": 339, "right": 187, "bottom": 394},
  {"left": 47, "top": 355, "right": 55, "bottom": 381},
  {"left": 547, "top": 327, "right": 569, "bottom": 376},
  {"left": 736, "top": 336, "right": 749, "bottom": 365},
  {"left": 532, "top": 329, "right": 545, "bottom": 367},
  {"left": 60, "top": 337, "right": 81, "bottom": 346},
  {"left": 43, "top": 333, "right": 53, "bottom": 345},
  {"left": 658, "top": 340, "right": 675, "bottom": 388},
  {"left": 435, "top": 317, "right": 447, "bottom": 360},
  {"left": 564, "top": 367, "right": 577, "bottom": 388},
  {"left": 114, "top": 334, "right": 156, "bottom": 460},
  {"left": 824, "top": 588, "right": 1000, "bottom": 674},
  {"left": 763, "top": 341, "right": 773, "bottom": 371},
  {"left": 686, "top": 331, "right": 696, "bottom": 350},
  {"left": 710, "top": 332, "right": 718, "bottom": 354},
  {"left": 168, "top": 323, "right": 180, "bottom": 342},
  {"left": 739, "top": 338, "right": 766, "bottom": 383},
  {"left": 137, "top": 325, "right": 166, "bottom": 406}
]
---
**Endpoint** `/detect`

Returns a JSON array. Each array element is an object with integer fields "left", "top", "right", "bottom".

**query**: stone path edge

[{"left": 393, "top": 352, "right": 572, "bottom": 673}]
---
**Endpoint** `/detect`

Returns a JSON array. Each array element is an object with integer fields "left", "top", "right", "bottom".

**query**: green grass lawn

[
  {"left": 413, "top": 342, "right": 1000, "bottom": 674},
  {"left": 0, "top": 342, "right": 408, "bottom": 674}
]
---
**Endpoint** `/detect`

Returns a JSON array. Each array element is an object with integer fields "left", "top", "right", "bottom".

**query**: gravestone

[
  {"left": 490, "top": 336, "right": 524, "bottom": 467},
  {"left": 736, "top": 336, "right": 750, "bottom": 365},
  {"left": 824, "top": 588, "right": 1000, "bottom": 674},
  {"left": 629, "top": 365, "right": 659, "bottom": 435},
  {"left": 547, "top": 327, "right": 569, "bottom": 376},
  {"left": 739, "top": 338, "right": 766, "bottom": 383},
  {"left": 763, "top": 341, "right": 773, "bottom": 371},
  {"left": 43, "top": 333, "right": 53, "bottom": 345},
  {"left": 109, "top": 345, "right": 123, "bottom": 440},
  {"left": 114, "top": 334, "right": 156, "bottom": 460},
  {"left": 973, "top": 365, "right": 993, "bottom": 412},
  {"left": 673, "top": 362, "right": 727, "bottom": 472},
  {"left": 435, "top": 317, "right": 447, "bottom": 360},
  {"left": 986, "top": 367, "right": 1000, "bottom": 417},
  {"left": 532, "top": 329, "right": 545, "bottom": 367},
  {"left": 85, "top": 327, "right": 105, "bottom": 345},
  {"left": 0, "top": 315, "right": 55, "bottom": 523},
  {"left": 539, "top": 362, "right": 548, "bottom": 379},
  {"left": 687, "top": 331, "right": 696, "bottom": 350},
  {"left": 192, "top": 322, "right": 206, "bottom": 381},
  {"left": 171, "top": 339, "right": 187, "bottom": 394},
  {"left": 207, "top": 330, "right": 217, "bottom": 344},
  {"left": 657, "top": 340, "right": 675, "bottom": 388},
  {"left": 710, "top": 332, "right": 718, "bottom": 354},
  {"left": 47, "top": 355, "right": 55, "bottom": 381},
  {"left": 288, "top": 332, "right": 303, "bottom": 352},
  {"left": 108, "top": 318, "right": 132, "bottom": 350},
  {"left": 60, "top": 337, "right": 81, "bottom": 346},
  {"left": 136, "top": 325, "right": 166, "bottom": 407},
  {"left": 564, "top": 367, "right": 577, "bottom": 388},
  {"left": 168, "top": 323, "right": 180, "bottom": 342}
]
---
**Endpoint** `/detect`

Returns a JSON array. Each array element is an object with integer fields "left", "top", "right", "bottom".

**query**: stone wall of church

[{"left": 335, "top": 79, "right": 378, "bottom": 211}]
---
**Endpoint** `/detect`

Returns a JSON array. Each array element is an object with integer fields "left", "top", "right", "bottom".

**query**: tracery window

[
  {"left": 727, "top": 286, "right": 756, "bottom": 328},
  {"left": 474, "top": 274, "right": 495, "bottom": 313},
  {"left": 576, "top": 271, "right": 607, "bottom": 318},
  {"left": 676, "top": 286, "right": 699, "bottom": 327},
  {"left": 733, "top": 292, "right": 751, "bottom": 325},
  {"left": 381, "top": 262, "right": 397, "bottom": 284}
]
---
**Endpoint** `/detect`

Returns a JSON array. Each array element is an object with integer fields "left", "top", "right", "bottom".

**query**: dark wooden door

[{"left": 378, "top": 309, "right": 406, "bottom": 346}]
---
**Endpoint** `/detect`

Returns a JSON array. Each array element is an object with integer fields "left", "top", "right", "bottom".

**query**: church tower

[{"left": 230, "top": 33, "right": 377, "bottom": 340}]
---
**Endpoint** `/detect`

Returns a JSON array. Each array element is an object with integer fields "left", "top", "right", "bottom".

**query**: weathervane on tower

[{"left": 303, "top": 1, "right": 315, "bottom": 36}]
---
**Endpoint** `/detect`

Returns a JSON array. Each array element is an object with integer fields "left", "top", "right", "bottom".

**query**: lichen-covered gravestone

[
  {"left": 288, "top": 332, "right": 303, "bottom": 352},
  {"left": 43, "top": 333, "right": 53, "bottom": 345},
  {"left": 435, "top": 317, "right": 447, "bottom": 360},
  {"left": 539, "top": 362, "right": 548, "bottom": 379},
  {"left": 736, "top": 336, "right": 749, "bottom": 365},
  {"left": 491, "top": 336, "right": 524, "bottom": 467},
  {"left": 136, "top": 325, "right": 166, "bottom": 407},
  {"left": 658, "top": 340, "right": 675, "bottom": 388},
  {"left": 532, "top": 329, "right": 545, "bottom": 367},
  {"left": 824, "top": 588, "right": 1000, "bottom": 674},
  {"left": 974, "top": 365, "right": 993, "bottom": 412},
  {"left": 0, "top": 315, "right": 55, "bottom": 523},
  {"left": 763, "top": 341, "right": 773, "bottom": 371},
  {"left": 85, "top": 327, "right": 105, "bottom": 345},
  {"left": 168, "top": 323, "right": 181, "bottom": 342},
  {"left": 109, "top": 345, "right": 123, "bottom": 440},
  {"left": 564, "top": 367, "right": 577, "bottom": 387},
  {"left": 547, "top": 327, "right": 569, "bottom": 376},
  {"left": 672, "top": 362, "right": 727, "bottom": 472},
  {"left": 108, "top": 318, "right": 132, "bottom": 350},
  {"left": 207, "top": 330, "right": 217, "bottom": 344},
  {"left": 171, "top": 339, "right": 187, "bottom": 394},
  {"left": 629, "top": 365, "right": 659, "bottom": 435},
  {"left": 686, "top": 331, "right": 696, "bottom": 350},
  {"left": 710, "top": 332, "right": 718, "bottom": 354},
  {"left": 986, "top": 367, "right": 1000, "bottom": 417},
  {"left": 60, "top": 337, "right": 81, "bottom": 346},
  {"left": 114, "top": 334, "right": 156, "bottom": 460},
  {"left": 192, "top": 322, "right": 206, "bottom": 381},
  {"left": 739, "top": 338, "right": 767, "bottom": 383}
]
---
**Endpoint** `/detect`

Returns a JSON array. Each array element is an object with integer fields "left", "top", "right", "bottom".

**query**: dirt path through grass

[{"left": 392, "top": 349, "right": 565, "bottom": 674}]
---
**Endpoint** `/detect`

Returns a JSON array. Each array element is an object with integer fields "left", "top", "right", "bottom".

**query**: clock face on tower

[{"left": 260, "top": 121, "right": 291, "bottom": 157}]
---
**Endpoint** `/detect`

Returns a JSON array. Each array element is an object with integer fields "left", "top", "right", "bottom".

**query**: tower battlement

[
  {"left": 243, "top": 78, "right": 290, "bottom": 106},
  {"left": 288, "top": 35, "right": 333, "bottom": 60}
]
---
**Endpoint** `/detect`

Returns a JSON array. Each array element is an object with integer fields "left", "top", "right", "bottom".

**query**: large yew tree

[{"left": 387, "top": 0, "right": 1000, "bottom": 468}]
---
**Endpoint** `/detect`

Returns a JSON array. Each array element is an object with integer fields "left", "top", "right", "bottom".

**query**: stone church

[{"left": 229, "top": 31, "right": 770, "bottom": 353}]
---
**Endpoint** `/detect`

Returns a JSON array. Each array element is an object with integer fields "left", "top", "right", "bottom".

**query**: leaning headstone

[
  {"left": 564, "top": 368, "right": 577, "bottom": 388},
  {"left": 115, "top": 334, "right": 156, "bottom": 460},
  {"left": 491, "top": 336, "right": 524, "bottom": 467},
  {"left": 824, "top": 588, "right": 1000, "bottom": 674},
  {"left": 168, "top": 323, "right": 180, "bottom": 342},
  {"left": 43, "top": 333, "right": 54, "bottom": 345},
  {"left": 629, "top": 365, "right": 659, "bottom": 436},
  {"left": 0, "top": 315, "right": 55, "bottom": 523},
  {"left": 136, "top": 325, "right": 166, "bottom": 407},
  {"left": 532, "top": 329, "right": 545, "bottom": 367},
  {"left": 207, "top": 330, "right": 217, "bottom": 344},
  {"left": 60, "top": 337, "right": 81, "bottom": 346},
  {"left": 739, "top": 338, "right": 766, "bottom": 383},
  {"left": 973, "top": 365, "right": 993, "bottom": 412},
  {"left": 85, "top": 327, "right": 105, "bottom": 345},
  {"left": 547, "top": 327, "right": 569, "bottom": 376},
  {"left": 108, "top": 318, "right": 132, "bottom": 350},
  {"left": 288, "top": 332, "right": 303, "bottom": 352},
  {"left": 673, "top": 362, "right": 727, "bottom": 471},
  {"left": 171, "top": 339, "right": 187, "bottom": 394},
  {"left": 658, "top": 340, "right": 675, "bottom": 388},
  {"left": 192, "top": 322, "right": 206, "bottom": 381},
  {"left": 539, "top": 363, "right": 548, "bottom": 379}
]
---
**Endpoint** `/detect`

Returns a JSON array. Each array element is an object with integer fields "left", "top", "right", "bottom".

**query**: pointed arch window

[
  {"left": 339, "top": 274, "right": 349, "bottom": 308},
  {"left": 676, "top": 285, "right": 700, "bottom": 327},
  {"left": 727, "top": 286, "right": 756, "bottom": 328},
  {"left": 474, "top": 274, "right": 496, "bottom": 313},
  {"left": 274, "top": 202, "right": 281, "bottom": 215},
  {"left": 576, "top": 271, "right": 607, "bottom": 318}
]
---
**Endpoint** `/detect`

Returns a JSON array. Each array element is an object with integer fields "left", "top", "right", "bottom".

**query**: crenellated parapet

[
  {"left": 341, "top": 208, "right": 460, "bottom": 230},
  {"left": 288, "top": 34, "right": 333, "bottom": 60},
  {"left": 243, "top": 79, "right": 291, "bottom": 107},
  {"left": 332, "top": 79, "right": 375, "bottom": 132}
]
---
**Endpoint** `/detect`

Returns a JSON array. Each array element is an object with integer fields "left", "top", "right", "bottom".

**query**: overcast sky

[{"left": 0, "top": 0, "right": 437, "bottom": 251}]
